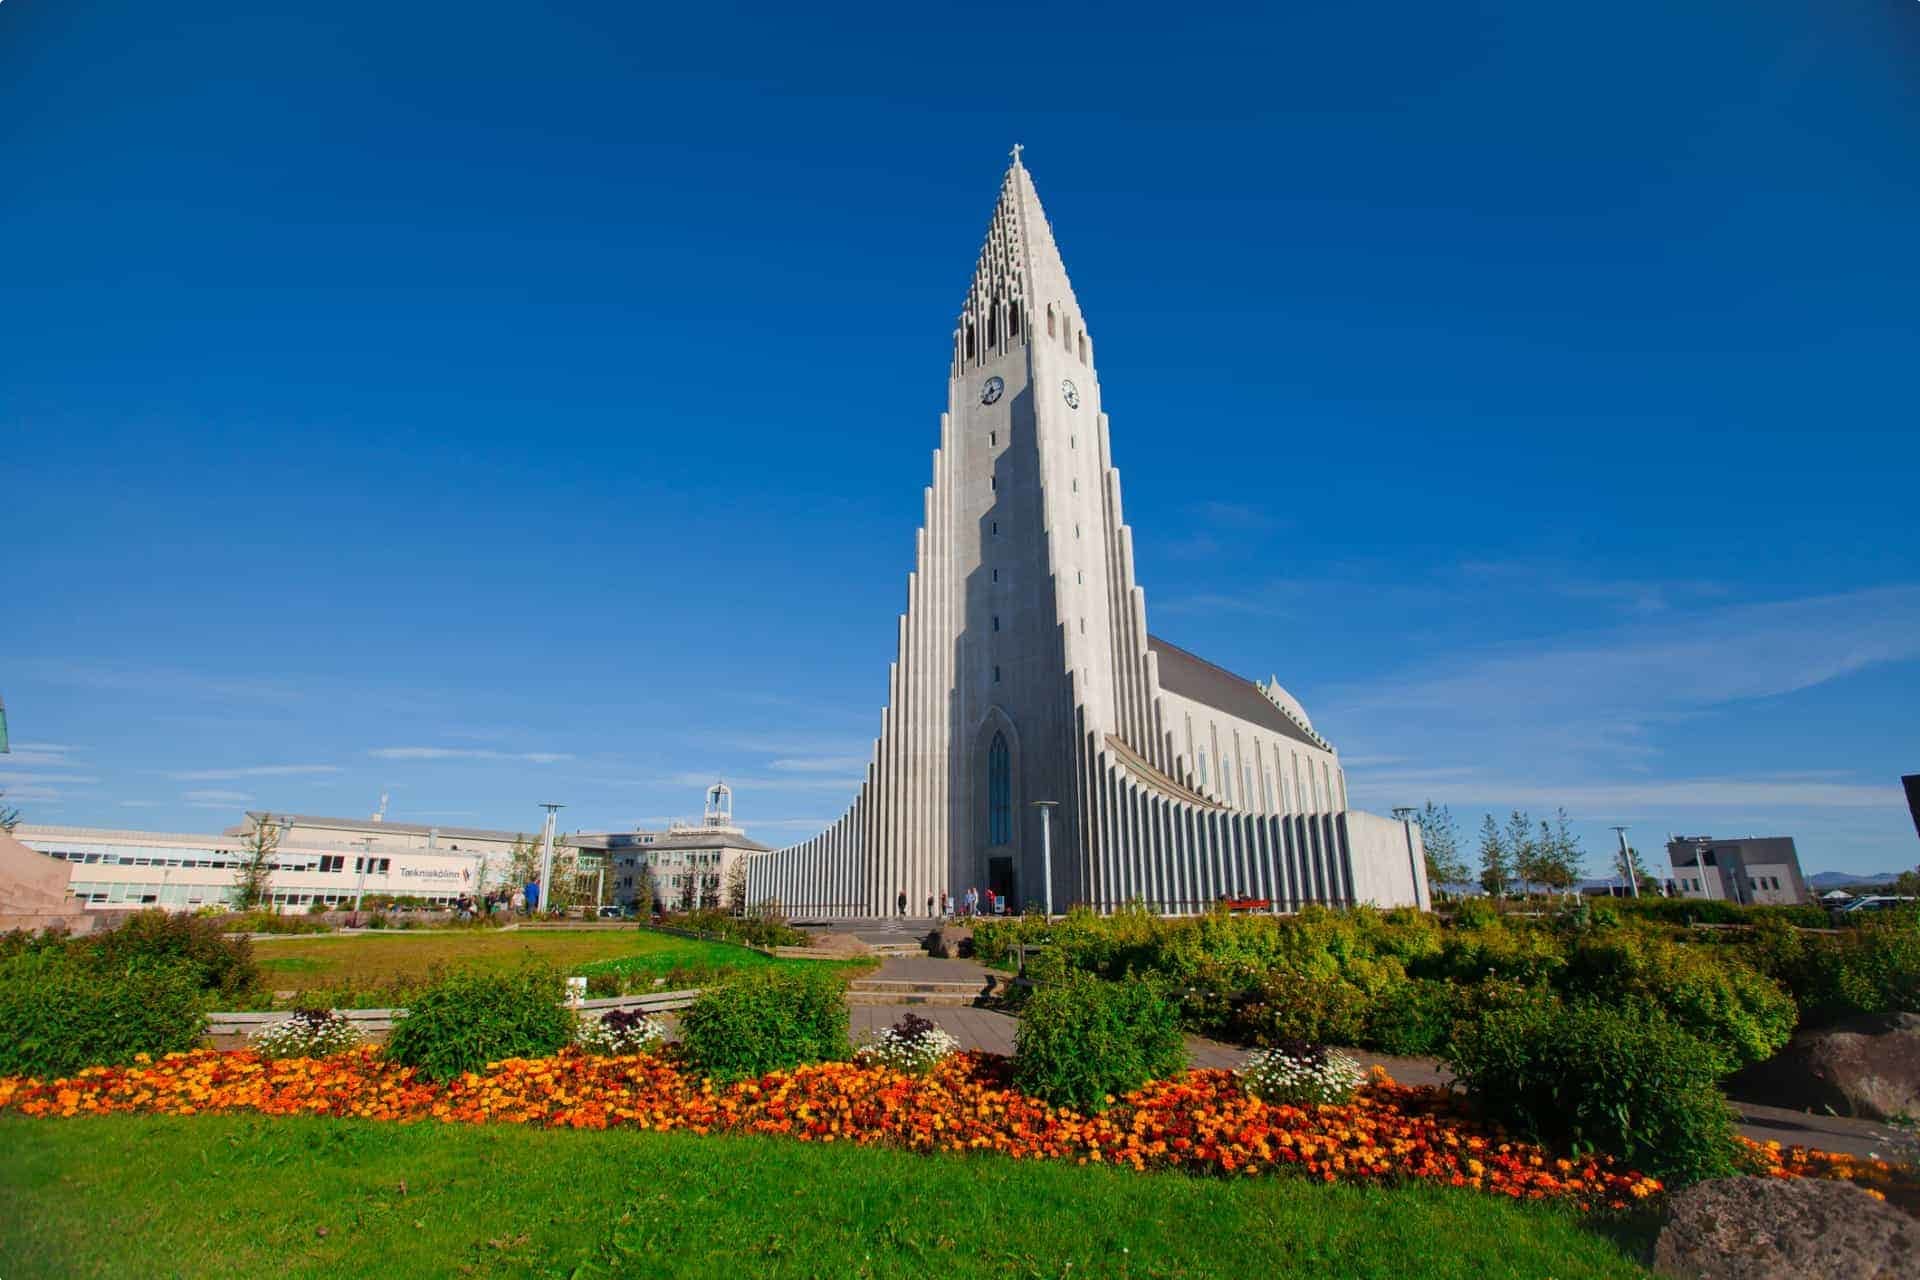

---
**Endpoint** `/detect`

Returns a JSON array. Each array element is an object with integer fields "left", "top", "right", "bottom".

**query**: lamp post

[
  {"left": 350, "top": 837, "right": 374, "bottom": 923},
  {"left": 1610, "top": 826, "right": 1639, "bottom": 898},
  {"left": 1030, "top": 800, "right": 1059, "bottom": 918},
  {"left": 537, "top": 803, "right": 564, "bottom": 917}
]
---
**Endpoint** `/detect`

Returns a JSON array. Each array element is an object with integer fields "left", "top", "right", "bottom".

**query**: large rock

[
  {"left": 1653, "top": 1176, "right": 1919, "bottom": 1280},
  {"left": 927, "top": 925, "right": 973, "bottom": 959},
  {"left": 1730, "top": 1013, "right": 1920, "bottom": 1122}
]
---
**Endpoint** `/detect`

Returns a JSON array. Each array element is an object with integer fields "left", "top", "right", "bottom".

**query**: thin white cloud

[
  {"left": 182, "top": 788, "right": 253, "bottom": 807},
  {"left": 769, "top": 756, "right": 869, "bottom": 773},
  {"left": 3, "top": 743, "right": 81, "bottom": 766},
  {"left": 369, "top": 747, "right": 574, "bottom": 764},
  {"left": 167, "top": 764, "right": 345, "bottom": 781}
]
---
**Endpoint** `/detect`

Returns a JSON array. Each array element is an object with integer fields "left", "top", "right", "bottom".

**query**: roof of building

[
  {"left": 1147, "top": 636, "right": 1325, "bottom": 750},
  {"left": 572, "top": 828, "right": 773, "bottom": 854},
  {"left": 229, "top": 813, "right": 541, "bottom": 844}
]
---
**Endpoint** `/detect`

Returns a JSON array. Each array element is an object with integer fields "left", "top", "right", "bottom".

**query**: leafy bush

[
  {"left": 1612, "top": 897, "right": 1829, "bottom": 930},
  {"left": 678, "top": 967, "right": 848, "bottom": 1081},
  {"left": 1445, "top": 1001, "right": 1739, "bottom": 1186},
  {"left": 574, "top": 1008, "right": 662, "bottom": 1056},
  {"left": 1364, "top": 979, "right": 1457, "bottom": 1056},
  {"left": 664, "top": 909, "right": 809, "bottom": 950},
  {"left": 0, "top": 951, "right": 207, "bottom": 1077},
  {"left": 85, "top": 910, "right": 259, "bottom": 998},
  {"left": 1742, "top": 916, "right": 1920, "bottom": 1027},
  {"left": 1012, "top": 971, "right": 1186, "bottom": 1113},
  {"left": 250, "top": 1009, "right": 363, "bottom": 1059},
  {"left": 1226, "top": 970, "right": 1371, "bottom": 1047},
  {"left": 382, "top": 967, "right": 576, "bottom": 1081},
  {"left": 855, "top": 1012, "right": 962, "bottom": 1075},
  {"left": 1559, "top": 932, "right": 1794, "bottom": 1069},
  {"left": 216, "top": 911, "right": 331, "bottom": 935},
  {"left": 1240, "top": 1041, "right": 1365, "bottom": 1107}
]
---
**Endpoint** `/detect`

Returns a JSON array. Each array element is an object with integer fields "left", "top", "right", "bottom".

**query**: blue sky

[{"left": 3, "top": 0, "right": 1916, "bottom": 876}]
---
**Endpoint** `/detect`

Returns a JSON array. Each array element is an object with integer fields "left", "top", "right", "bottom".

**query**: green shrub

[
  {"left": 1012, "top": 971, "right": 1186, "bottom": 1113},
  {"left": 1226, "top": 970, "right": 1371, "bottom": 1047},
  {"left": 1445, "top": 1001, "right": 1739, "bottom": 1186},
  {"left": 660, "top": 909, "right": 809, "bottom": 950},
  {"left": 677, "top": 967, "right": 848, "bottom": 1081},
  {"left": 85, "top": 910, "right": 259, "bottom": 998},
  {"left": 382, "top": 966, "right": 576, "bottom": 1081},
  {"left": 1744, "top": 916, "right": 1920, "bottom": 1027},
  {"left": 0, "top": 951, "right": 207, "bottom": 1077},
  {"left": 1364, "top": 978, "right": 1456, "bottom": 1056},
  {"left": 1558, "top": 932, "right": 1795, "bottom": 1069}
]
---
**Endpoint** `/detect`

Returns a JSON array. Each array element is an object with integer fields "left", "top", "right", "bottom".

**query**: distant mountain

[{"left": 1808, "top": 870, "right": 1901, "bottom": 890}]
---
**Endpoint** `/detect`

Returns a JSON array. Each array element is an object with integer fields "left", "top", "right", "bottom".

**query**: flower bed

[{"left": 0, "top": 1049, "right": 1906, "bottom": 1213}]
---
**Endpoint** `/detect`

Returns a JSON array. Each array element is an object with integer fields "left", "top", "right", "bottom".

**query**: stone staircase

[{"left": 845, "top": 973, "right": 1012, "bottom": 1006}]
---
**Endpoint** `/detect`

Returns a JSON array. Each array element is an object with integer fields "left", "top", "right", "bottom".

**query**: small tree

[
  {"left": 1618, "top": 845, "right": 1659, "bottom": 895},
  {"left": 1416, "top": 800, "right": 1468, "bottom": 888},
  {"left": 0, "top": 789, "right": 20, "bottom": 833},
  {"left": 1506, "top": 810, "right": 1542, "bottom": 895},
  {"left": 1530, "top": 809, "right": 1583, "bottom": 897},
  {"left": 1477, "top": 813, "right": 1510, "bottom": 897},
  {"left": 232, "top": 817, "right": 280, "bottom": 912},
  {"left": 723, "top": 858, "right": 748, "bottom": 915},
  {"left": 633, "top": 863, "right": 656, "bottom": 918}
]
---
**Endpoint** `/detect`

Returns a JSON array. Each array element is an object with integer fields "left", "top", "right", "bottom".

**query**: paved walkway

[{"left": 846, "top": 963, "right": 1916, "bottom": 1163}]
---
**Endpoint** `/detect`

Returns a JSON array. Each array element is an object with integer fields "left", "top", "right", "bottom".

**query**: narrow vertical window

[
  {"left": 994, "top": 665, "right": 1002, "bottom": 683},
  {"left": 989, "top": 431, "right": 996, "bottom": 446},
  {"left": 992, "top": 615, "right": 1000, "bottom": 632},
  {"left": 992, "top": 568, "right": 999, "bottom": 582},
  {"left": 1076, "top": 570, "right": 1082, "bottom": 585},
  {"left": 1198, "top": 751, "right": 1209, "bottom": 787},
  {"left": 988, "top": 733, "right": 1011, "bottom": 845},
  {"left": 991, "top": 476, "right": 996, "bottom": 490},
  {"left": 1047, "top": 306, "right": 1056, "bottom": 338},
  {"left": 992, "top": 521, "right": 998, "bottom": 535}
]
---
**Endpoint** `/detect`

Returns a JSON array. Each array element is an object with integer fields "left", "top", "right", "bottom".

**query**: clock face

[
  {"left": 1060, "top": 379, "right": 1080, "bottom": 409},
  {"left": 980, "top": 376, "right": 1005, "bottom": 406}
]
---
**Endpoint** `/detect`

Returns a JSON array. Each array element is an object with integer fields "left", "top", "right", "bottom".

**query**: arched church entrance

[{"left": 971, "top": 710, "right": 1021, "bottom": 911}]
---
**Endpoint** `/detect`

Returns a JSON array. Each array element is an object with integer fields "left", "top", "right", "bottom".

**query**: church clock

[
  {"left": 1060, "top": 379, "right": 1080, "bottom": 409},
  {"left": 980, "top": 376, "right": 1005, "bottom": 405}
]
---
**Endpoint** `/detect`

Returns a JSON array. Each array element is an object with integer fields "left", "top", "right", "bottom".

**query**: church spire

[{"left": 954, "top": 148, "right": 1089, "bottom": 374}]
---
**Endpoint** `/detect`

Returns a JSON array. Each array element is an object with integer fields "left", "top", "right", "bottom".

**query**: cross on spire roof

[{"left": 1010, "top": 142, "right": 1024, "bottom": 167}]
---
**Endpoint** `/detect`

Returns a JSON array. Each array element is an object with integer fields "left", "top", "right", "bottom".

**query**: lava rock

[
  {"left": 1730, "top": 1012, "right": 1920, "bottom": 1122},
  {"left": 1652, "top": 1175, "right": 1919, "bottom": 1280}
]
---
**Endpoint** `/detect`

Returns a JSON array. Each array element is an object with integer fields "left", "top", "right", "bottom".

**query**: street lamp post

[
  {"left": 350, "top": 837, "right": 374, "bottom": 924},
  {"left": 1030, "top": 801, "right": 1059, "bottom": 918},
  {"left": 537, "top": 803, "right": 565, "bottom": 917},
  {"left": 1610, "top": 827, "right": 1639, "bottom": 898}
]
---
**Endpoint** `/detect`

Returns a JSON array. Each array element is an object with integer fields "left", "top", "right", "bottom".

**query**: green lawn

[
  {"left": 249, "top": 927, "right": 801, "bottom": 988},
  {"left": 0, "top": 1115, "right": 1653, "bottom": 1278}
]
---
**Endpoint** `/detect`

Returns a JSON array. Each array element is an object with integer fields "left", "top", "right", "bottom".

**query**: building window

[
  {"left": 991, "top": 476, "right": 996, "bottom": 490},
  {"left": 1222, "top": 759, "right": 1233, "bottom": 804},
  {"left": 992, "top": 521, "right": 999, "bottom": 535},
  {"left": 992, "top": 568, "right": 999, "bottom": 582},
  {"left": 1076, "top": 570, "right": 1082, "bottom": 584},
  {"left": 994, "top": 665, "right": 1001, "bottom": 683},
  {"left": 988, "top": 733, "right": 1011, "bottom": 846},
  {"left": 989, "top": 432, "right": 996, "bottom": 446},
  {"left": 1198, "top": 751, "right": 1209, "bottom": 787},
  {"left": 993, "top": 615, "right": 1000, "bottom": 632}
]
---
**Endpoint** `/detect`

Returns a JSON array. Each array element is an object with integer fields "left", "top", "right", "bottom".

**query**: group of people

[{"left": 894, "top": 888, "right": 1014, "bottom": 918}]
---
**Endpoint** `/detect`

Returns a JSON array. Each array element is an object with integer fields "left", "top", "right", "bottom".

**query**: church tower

[{"left": 746, "top": 152, "right": 1429, "bottom": 919}]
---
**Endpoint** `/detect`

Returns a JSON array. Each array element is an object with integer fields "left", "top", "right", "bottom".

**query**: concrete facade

[
  {"left": 1666, "top": 835, "right": 1812, "bottom": 906},
  {"left": 745, "top": 154, "right": 1429, "bottom": 919},
  {"left": 15, "top": 817, "right": 554, "bottom": 912}
]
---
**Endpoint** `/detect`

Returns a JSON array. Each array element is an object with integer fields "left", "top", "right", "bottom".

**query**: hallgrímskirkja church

[{"left": 746, "top": 152, "right": 1429, "bottom": 919}]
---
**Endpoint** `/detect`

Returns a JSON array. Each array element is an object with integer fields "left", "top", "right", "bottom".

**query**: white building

[
  {"left": 16, "top": 823, "right": 483, "bottom": 912},
  {"left": 571, "top": 783, "right": 771, "bottom": 913},
  {"left": 746, "top": 152, "right": 1428, "bottom": 919}
]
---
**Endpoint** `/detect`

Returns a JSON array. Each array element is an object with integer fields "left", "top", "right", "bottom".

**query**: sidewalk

[{"left": 845, "top": 990, "right": 1917, "bottom": 1163}]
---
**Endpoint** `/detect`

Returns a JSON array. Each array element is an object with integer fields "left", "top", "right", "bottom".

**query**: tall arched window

[{"left": 988, "top": 733, "right": 1011, "bottom": 846}]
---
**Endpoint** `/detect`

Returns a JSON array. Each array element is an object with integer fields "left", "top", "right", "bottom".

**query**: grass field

[
  {"left": 250, "top": 928, "right": 800, "bottom": 987},
  {"left": 0, "top": 1115, "right": 1654, "bottom": 1278}
]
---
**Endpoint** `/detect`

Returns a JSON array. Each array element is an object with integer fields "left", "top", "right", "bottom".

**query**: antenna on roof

[{"left": 372, "top": 792, "right": 389, "bottom": 824}]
